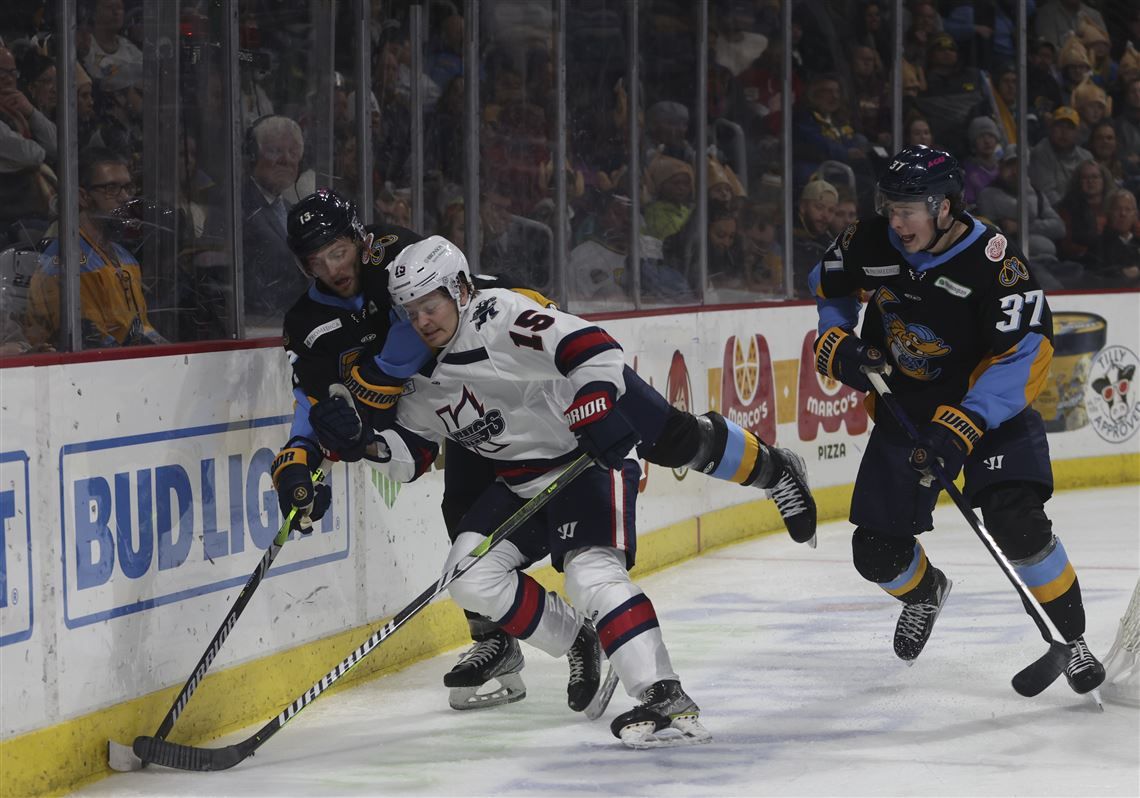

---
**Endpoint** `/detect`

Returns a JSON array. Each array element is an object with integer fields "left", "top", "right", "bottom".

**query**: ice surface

[{"left": 74, "top": 485, "right": 1140, "bottom": 797}]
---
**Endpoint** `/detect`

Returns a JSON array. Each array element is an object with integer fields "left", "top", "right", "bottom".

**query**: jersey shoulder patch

[{"left": 983, "top": 231, "right": 1007, "bottom": 262}]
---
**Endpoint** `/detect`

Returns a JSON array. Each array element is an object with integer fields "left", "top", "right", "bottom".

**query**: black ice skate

[
  {"left": 763, "top": 447, "right": 818, "bottom": 547},
  {"left": 893, "top": 568, "right": 952, "bottom": 662},
  {"left": 610, "top": 679, "right": 711, "bottom": 749},
  {"left": 567, "top": 621, "right": 602, "bottom": 712},
  {"left": 444, "top": 630, "right": 526, "bottom": 710},
  {"left": 1065, "top": 636, "right": 1105, "bottom": 709}
]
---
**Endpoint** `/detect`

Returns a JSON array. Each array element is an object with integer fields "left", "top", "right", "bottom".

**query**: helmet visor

[{"left": 875, "top": 188, "right": 945, "bottom": 218}]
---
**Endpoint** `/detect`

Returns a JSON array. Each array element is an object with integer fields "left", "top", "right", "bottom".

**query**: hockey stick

[
  {"left": 132, "top": 454, "right": 596, "bottom": 772},
  {"left": 585, "top": 663, "right": 621, "bottom": 720},
  {"left": 865, "top": 372, "right": 1069, "bottom": 697},
  {"left": 109, "top": 470, "right": 324, "bottom": 772}
]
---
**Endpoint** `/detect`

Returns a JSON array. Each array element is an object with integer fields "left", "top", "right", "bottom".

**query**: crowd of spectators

[{"left": 1, "top": 0, "right": 1138, "bottom": 356}]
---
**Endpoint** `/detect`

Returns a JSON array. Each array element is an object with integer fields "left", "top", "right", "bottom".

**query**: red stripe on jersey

[
  {"left": 557, "top": 329, "right": 619, "bottom": 370},
  {"left": 500, "top": 574, "right": 543, "bottom": 638},
  {"left": 597, "top": 595, "right": 656, "bottom": 652}
]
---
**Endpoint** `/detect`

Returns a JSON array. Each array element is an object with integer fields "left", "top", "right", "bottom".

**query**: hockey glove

[
  {"left": 814, "top": 326, "right": 890, "bottom": 393},
  {"left": 909, "top": 404, "right": 985, "bottom": 482},
  {"left": 565, "top": 387, "right": 640, "bottom": 470},
  {"left": 309, "top": 383, "right": 376, "bottom": 462},
  {"left": 344, "top": 359, "right": 404, "bottom": 432},
  {"left": 271, "top": 440, "right": 331, "bottom": 534}
]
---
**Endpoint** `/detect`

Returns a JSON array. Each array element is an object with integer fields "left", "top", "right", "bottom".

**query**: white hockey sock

[{"left": 564, "top": 546, "right": 678, "bottom": 697}]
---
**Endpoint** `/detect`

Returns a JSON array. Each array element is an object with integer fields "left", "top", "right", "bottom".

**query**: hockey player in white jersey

[{"left": 310, "top": 235, "right": 711, "bottom": 747}]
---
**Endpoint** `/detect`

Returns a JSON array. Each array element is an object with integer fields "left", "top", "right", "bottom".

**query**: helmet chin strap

[{"left": 920, "top": 207, "right": 961, "bottom": 253}]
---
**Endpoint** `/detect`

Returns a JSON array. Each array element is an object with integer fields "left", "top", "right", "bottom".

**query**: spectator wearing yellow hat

[
  {"left": 1030, "top": 106, "right": 1094, "bottom": 206},
  {"left": 642, "top": 155, "right": 694, "bottom": 242},
  {"left": 1034, "top": 0, "right": 1107, "bottom": 53},
  {"left": 1075, "top": 18, "right": 1116, "bottom": 90},
  {"left": 1071, "top": 78, "right": 1111, "bottom": 145},
  {"left": 1118, "top": 42, "right": 1140, "bottom": 88},
  {"left": 1056, "top": 33, "right": 1093, "bottom": 97}
]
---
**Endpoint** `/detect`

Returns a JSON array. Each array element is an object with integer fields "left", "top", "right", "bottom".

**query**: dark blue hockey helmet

[
  {"left": 875, "top": 144, "right": 965, "bottom": 218},
  {"left": 286, "top": 189, "right": 367, "bottom": 262}
]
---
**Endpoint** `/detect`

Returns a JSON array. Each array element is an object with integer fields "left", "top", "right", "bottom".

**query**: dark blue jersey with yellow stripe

[{"left": 809, "top": 214, "right": 1054, "bottom": 430}]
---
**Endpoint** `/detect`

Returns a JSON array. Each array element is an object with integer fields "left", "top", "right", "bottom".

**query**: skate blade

[
  {"left": 108, "top": 739, "right": 145, "bottom": 772},
  {"left": 448, "top": 673, "right": 526, "bottom": 711},
  {"left": 619, "top": 716, "right": 712, "bottom": 749},
  {"left": 1085, "top": 687, "right": 1104, "bottom": 712},
  {"left": 806, "top": 534, "right": 817, "bottom": 549},
  {"left": 585, "top": 664, "right": 620, "bottom": 721}
]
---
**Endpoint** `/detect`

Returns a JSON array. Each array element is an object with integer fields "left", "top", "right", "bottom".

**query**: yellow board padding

[{"left": 3, "top": 451, "right": 1136, "bottom": 798}]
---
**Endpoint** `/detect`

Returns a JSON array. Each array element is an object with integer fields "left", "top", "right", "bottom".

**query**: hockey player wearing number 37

[{"left": 809, "top": 144, "right": 1105, "bottom": 699}]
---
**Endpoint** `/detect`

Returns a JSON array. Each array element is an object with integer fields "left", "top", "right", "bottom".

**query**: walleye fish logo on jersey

[
  {"left": 875, "top": 287, "right": 951, "bottom": 380},
  {"left": 436, "top": 385, "right": 508, "bottom": 453}
]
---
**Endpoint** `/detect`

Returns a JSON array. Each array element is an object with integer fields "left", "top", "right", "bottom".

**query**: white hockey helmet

[{"left": 388, "top": 235, "right": 471, "bottom": 308}]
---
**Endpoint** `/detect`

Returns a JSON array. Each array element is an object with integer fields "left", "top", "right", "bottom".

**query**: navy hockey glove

[
  {"left": 909, "top": 404, "right": 985, "bottom": 482},
  {"left": 271, "top": 440, "right": 330, "bottom": 534},
  {"left": 814, "top": 326, "right": 890, "bottom": 393},
  {"left": 565, "top": 387, "right": 640, "bottom": 469},
  {"left": 309, "top": 384, "right": 376, "bottom": 462}
]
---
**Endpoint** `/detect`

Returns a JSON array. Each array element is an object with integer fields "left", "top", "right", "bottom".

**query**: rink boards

[{"left": 1, "top": 294, "right": 1137, "bottom": 796}]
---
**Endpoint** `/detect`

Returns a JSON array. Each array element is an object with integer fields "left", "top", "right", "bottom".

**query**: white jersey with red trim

[{"left": 373, "top": 288, "right": 627, "bottom": 497}]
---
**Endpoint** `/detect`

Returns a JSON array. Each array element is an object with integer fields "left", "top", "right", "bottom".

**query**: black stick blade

[
  {"left": 132, "top": 736, "right": 247, "bottom": 771},
  {"left": 1011, "top": 641, "right": 1070, "bottom": 697}
]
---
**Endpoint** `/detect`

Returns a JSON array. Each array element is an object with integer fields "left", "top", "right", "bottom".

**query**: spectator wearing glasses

[
  {"left": 26, "top": 146, "right": 166, "bottom": 348},
  {"left": 0, "top": 45, "right": 57, "bottom": 237}
]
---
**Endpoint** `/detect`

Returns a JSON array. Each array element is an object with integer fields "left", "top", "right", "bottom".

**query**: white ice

[{"left": 75, "top": 484, "right": 1140, "bottom": 797}]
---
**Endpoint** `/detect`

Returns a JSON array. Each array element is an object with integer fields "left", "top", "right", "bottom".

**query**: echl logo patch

[{"left": 985, "top": 234, "right": 1008, "bottom": 262}]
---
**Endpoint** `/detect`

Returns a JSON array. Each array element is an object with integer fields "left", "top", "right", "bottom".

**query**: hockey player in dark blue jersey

[
  {"left": 809, "top": 144, "right": 1104, "bottom": 699},
  {"left": 271, "top": 189, "right": 818, "bottom": 713}
]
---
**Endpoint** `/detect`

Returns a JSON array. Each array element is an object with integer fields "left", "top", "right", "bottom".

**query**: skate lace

[
  {"left": 639, "top": 683, "right": 667, "bottom": 707},
  {"left": 896, "top": 601, "right": 939, "bottom": 642},
  {"left": 456, "top": 636, "right": 503, "bottom": 670},
  {"left": 1066, "top": 637, "right": 1097, "bottom": 677},
  {"left": 567, "top": 645, "right": 586, "bottom": 685},
  {"left": 770, "top": 470, "right": 807, "bottom": 518}
]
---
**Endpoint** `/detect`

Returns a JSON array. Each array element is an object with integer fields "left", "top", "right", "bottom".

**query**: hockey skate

[
  {"left": 444, "top": 630, "right": 526, "bottom": 710},
  {"left": 567, "top": 621, "right": 602, "bottom": 712},
  {"left": 893, "top": 568, "right": 952, "bottom": 662},
  {"left": 610, "top": 679, "right": 711, "bottom": 749},
  {"left": 764, "top": 447, "right": 818, "bottom": 547},
  {"left": 1064, "top": 636, "right": 1105, "bottom": 710}
]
